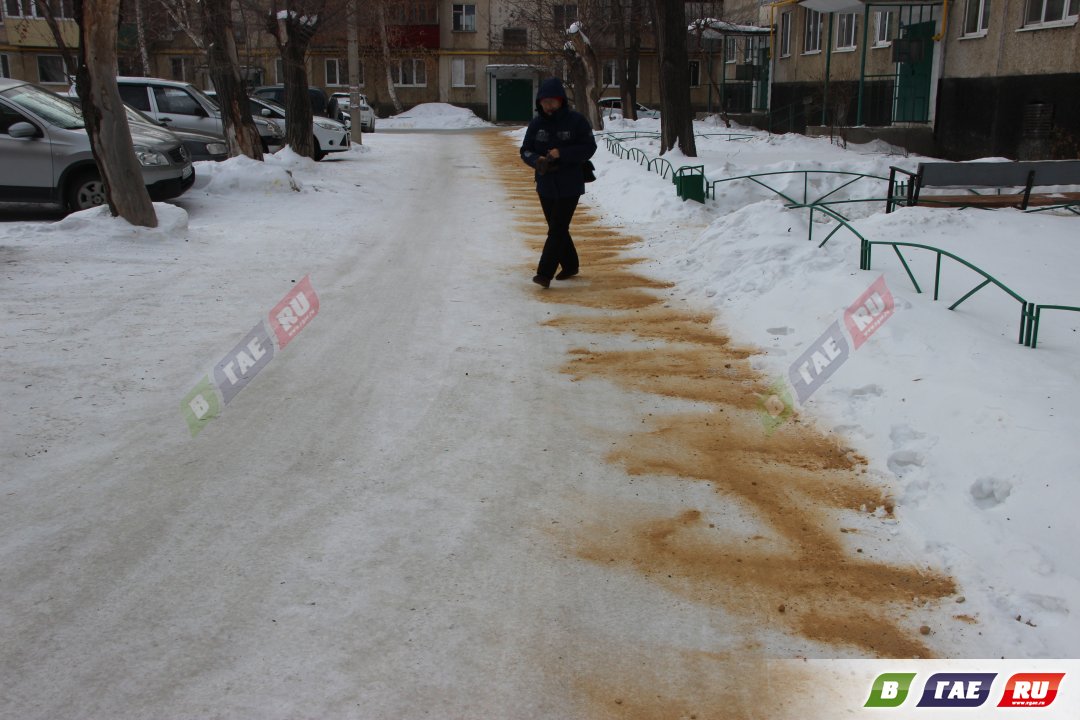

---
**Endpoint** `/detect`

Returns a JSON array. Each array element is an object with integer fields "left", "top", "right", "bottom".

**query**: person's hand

[
  {"left": 547, "top": 148, "right": 560, "bottom": 160},
  {"left": 536, "top": 156, "right": 550, "bottom": 174}
]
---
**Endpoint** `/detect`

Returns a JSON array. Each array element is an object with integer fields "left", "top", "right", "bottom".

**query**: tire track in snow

[{"left": 484, "top": 131, "right": 964, "bottom": 718}]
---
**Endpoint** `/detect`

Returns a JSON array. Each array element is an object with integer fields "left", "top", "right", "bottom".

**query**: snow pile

[
  {"left": 195, "top": 154, "right": 302, "bottom": 193},
  {"left": 26, "top": 201, "right": 189, "bottom": 240},
  {"left": 583, "top": 122, "right": 1080, "bottom": 656},
  {"left": 378, "top": 102, "right": 492, "bottom": 130}
]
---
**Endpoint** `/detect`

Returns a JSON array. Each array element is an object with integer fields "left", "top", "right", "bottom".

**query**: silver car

[
  {"left": 0, "top": 78, "right": 194, "bottom": 211},
  {"left": 116, "top": 76, "right": 285, "bottom": 154}
]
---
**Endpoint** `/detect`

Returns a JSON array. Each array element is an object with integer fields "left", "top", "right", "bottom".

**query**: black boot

[
  {"left": 555, "top": 269, "right": 578, "bottom": 280},
  {"left": 532, "top": 275, "right": 551, "bottom": 288}
]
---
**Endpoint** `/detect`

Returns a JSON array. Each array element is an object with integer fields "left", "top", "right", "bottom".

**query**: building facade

[{"left": 2, "top": 1, "right": 1076, "bottom": 158}]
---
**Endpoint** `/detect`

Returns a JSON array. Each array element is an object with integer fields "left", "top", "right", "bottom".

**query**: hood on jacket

[{"left": 535, "top": 77, "right": 568, "bottom": 113}]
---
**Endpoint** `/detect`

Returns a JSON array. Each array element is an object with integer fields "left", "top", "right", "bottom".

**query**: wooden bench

[{"left": 887, "top": 160, "right": 1080, "bottom": 213}]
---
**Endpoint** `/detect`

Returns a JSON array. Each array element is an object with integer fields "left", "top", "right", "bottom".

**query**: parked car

[
  {"left": 248, "top": 96, "right": 350, "bottom": 160},
  {"left": 0, "top": 78, "right": 194, "bottom": 211},
  {"left": 329, "top": 92, "right": 375, "bottom": 133},
  {"left": 253, "top": 84, "right": 344, "bottom": 124},
  {"left": 61, "top": 93, "right": 228, "bottom": 163},
  {"left": 598, "top": 97, "right": 661, "bottom": 119},
  {"left": 115, "top": 76, "right": 285, "bottom": 153}
]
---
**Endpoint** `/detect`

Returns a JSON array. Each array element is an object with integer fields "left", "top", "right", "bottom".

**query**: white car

[
  {"left": 598, "top": 97, "right": 660, "bottom": 119},
  {"left": 330, "top": 92, "right": 375, "bottom": 133},
  {"left": 248, "top": 96, "right": 350, "bottom": 160}
]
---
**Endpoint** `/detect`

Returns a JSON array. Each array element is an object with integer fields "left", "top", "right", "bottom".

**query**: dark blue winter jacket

[{"left": 520, "top": 78, "right": 597, "bottom": 199}]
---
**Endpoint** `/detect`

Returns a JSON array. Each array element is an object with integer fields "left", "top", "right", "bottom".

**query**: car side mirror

[
  {"left": 8, "top": 122, "right": 39, "bottom": 139},
  {"left": 261, "top": 108, "right": 272, "bottom": 117}
]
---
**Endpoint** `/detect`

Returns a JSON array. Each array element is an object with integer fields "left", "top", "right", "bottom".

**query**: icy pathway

[
  {"left": 2, "top": 130, "right": 973, "bottom": 719},
  {"left": 1, "top": 131, "right": 730, "bottom": 718}
]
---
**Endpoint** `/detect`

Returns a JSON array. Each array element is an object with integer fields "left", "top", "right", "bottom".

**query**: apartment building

[
  {"left": 3, "top": 1, "right": 1073, "bottom": 158},
  {"left": 769, "top": 0, "right": 1079, "bottom": 158}
]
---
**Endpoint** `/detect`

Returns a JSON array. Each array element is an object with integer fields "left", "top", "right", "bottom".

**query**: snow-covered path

[{"left": 2, "top": 129, "right": 1002, "bottom": 719}]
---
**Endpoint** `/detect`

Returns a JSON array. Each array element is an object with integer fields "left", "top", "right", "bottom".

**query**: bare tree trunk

[
  {"left": 612, "top": 0, "right": 635, "bottom": 120},
  {"left": 266, "top": 11, "right": 317, "bottom": 158},
  {"left": 627, "top": 0, "right": 643, "bottom": 110},
  {"left": 200, "top": 0, "right": 263, "bottom": 159},
  {"left": 347, "top": 0, "right": 362, "bottom": 143},
  {"left": 76, "top": 0, "right": 157, "bottom": 226},
  {"left": 652, "top": 0, "right": 696, "bottom": 156},
  {"left": 568, "top": 29, "right": 604, "bottom": 130},
  {"left": 377, "top": 0, "right": 402, "bottom": 115},
  {"left": 135, "top": 0, "right": 151, "bottom": 75}
]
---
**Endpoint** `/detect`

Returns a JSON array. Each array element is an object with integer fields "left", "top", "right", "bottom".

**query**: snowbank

[{"left": 379, "top": 102, "right": 492, "bottom": 130}]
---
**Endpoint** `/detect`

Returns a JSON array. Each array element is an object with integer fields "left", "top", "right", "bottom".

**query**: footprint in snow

[
  {"left": 887, "top": 449, "right": 924, "bottom": 476},
  {"left": 970, "top": 476, "right": 1012, "bottom": 509}
]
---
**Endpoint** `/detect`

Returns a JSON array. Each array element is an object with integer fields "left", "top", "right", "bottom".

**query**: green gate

[{"left": 496, "top": 79, "right": 534, "bottom": 122}]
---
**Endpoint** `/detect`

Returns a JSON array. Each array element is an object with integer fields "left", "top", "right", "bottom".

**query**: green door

[
  {"left": 496, "top": 79, "right": 534, "bottom": 122},
  {"left": 894, "top": 22, "right": 934, "bottom": 122}
]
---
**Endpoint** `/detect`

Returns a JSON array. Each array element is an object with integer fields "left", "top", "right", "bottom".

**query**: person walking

[{"left": 519, "top": 78, "right": 597, "bottom": 289}]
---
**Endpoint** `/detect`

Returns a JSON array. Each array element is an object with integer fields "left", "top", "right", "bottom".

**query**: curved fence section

[{"left": 597, "top": 134, "right": 1075, "bottom": 348}]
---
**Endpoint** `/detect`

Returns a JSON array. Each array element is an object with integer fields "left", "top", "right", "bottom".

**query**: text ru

[
  {"left": 277, "top": 292, "right": 312, "bottom": 331},
  {"left": 850, "top": 292, "right": 888, "bottom": 331}
]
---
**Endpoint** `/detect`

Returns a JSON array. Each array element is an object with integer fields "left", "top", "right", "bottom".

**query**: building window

[
  {"left": 503, "top": 27, "right": 527, "bottom": 47},
  {"left": 688, "top": 60, "right": 700, "bottom": 87},
  {"left": 874, "top": 11, "right": 893, "bottom": 45},
  {"left": 1024, "top": 0, "right": 1078, "bottom": 25},
  {"left": 779, "top": 11, "right": 792, "bottom": 57},
  {"left": 725, "top": 37, "right": 737, "bottom": 63},
  {"left": 452, "top": 4, "right": 475, "bottom": 32},
  {"left": 325, "top": 58, "right": 346, "bottom": 86},
  {"left": 389, "top": 0, "right": 438, "bottom": 24},
  {"left": 836, "top": 12, "right": 858, "bottom": 49},
  {"left": 37, "top": 55, "right": 69, "bottom": 84},
  {"left": 602, "top": 59, "right": 639, "bottom": 87},
  {"left": 804, "top": 9, "right": 822, "bottom": 53},
  {"left": 451, "top": 57, "right": 475, "bottom": 87},
  {"left": 963, "top": 0, "right": 991, "bottom": 33},
  {"left": 553, "top": 4, "right": 577, "bottom": 29},
  {"left": 395, "top": 58, "right": 426, "bottom": 87},
  {"left": 0, "top": 54, "right": 9, "bottom": 78},
  {"left": 170, "top": 57, "right": 195, "bottom": 83}
]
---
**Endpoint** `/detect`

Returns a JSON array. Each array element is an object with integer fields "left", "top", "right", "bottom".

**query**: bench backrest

[{"left": 918, "top": 160, "right": 1080, "bottom": 189}]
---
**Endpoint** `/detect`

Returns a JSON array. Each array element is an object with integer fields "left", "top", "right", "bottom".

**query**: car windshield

[
  {"left": 2, "top": 84, "right": 85, "bottom": 129},
  {"left": 186, "top": 85, "right": 220, "bottom": 115},
  {"left": 257, "top": 97, "right": 287, "bottom": 115}
]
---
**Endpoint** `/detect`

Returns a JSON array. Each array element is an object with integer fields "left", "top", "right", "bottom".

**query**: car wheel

[
  {"left": 66, "top": 169, "right": 107, "bottom": 212},
  {"left": 312, "top": 139, "right": 326, "bottom": 161}
]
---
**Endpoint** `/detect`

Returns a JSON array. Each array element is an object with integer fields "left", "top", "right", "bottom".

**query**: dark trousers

[{"left": 537, "top": 195, "right": 580, "bottom": 279}]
